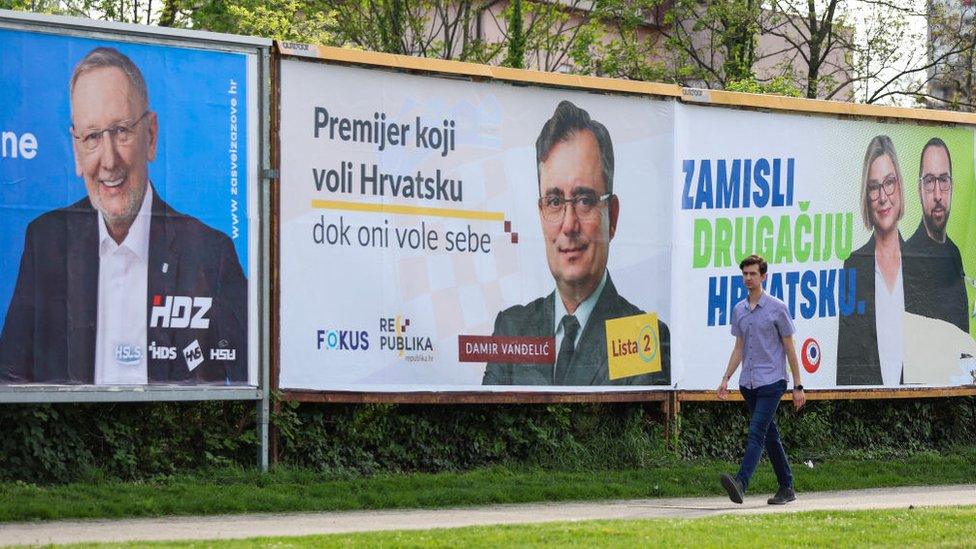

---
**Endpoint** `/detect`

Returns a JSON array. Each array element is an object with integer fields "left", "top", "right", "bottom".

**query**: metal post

[
  {"left": 257, "top": 45, "right": 273, "bottom": 472},
  {"left": 257, "top": 396, "right": 269, "bottom": 471}
]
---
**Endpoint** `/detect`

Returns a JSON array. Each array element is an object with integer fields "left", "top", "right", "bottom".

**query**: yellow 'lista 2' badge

[{"left": 605, "top": 313, "right": 662, "bottom": 380}]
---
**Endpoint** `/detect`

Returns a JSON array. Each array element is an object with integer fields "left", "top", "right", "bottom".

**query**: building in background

[{"left": 927, "top": 0, "right": 976, "bottom": 108}]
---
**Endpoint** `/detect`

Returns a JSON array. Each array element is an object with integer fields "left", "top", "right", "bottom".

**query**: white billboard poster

[
  {"left": 673, "top": 103, "right": 976, "bottom": 390},
  {"left": 278, "top": 58, "right": 675, "bottom": 392}
]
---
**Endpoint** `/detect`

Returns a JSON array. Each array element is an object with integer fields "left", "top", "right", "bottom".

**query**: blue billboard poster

[{"left": 0, "top": 27, "right": 256, "bottom": 386}]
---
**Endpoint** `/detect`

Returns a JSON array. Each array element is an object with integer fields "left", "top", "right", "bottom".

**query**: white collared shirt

[
  {"left": 874, "top": 257, "right": 904, "bottom": 386},
  {"left": 553, "top": 270, "right": 608, "bottom": 352},
  {"left": 94, "top": 186, "right": 153, "bottom": 385}
]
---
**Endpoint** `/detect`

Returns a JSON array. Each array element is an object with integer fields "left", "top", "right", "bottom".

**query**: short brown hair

[
  {"left": 739, "top": 254, "right": 767, "bottom": 275},
  {"left": 536, "top": 100, "right": 614, "bottom": 195}
]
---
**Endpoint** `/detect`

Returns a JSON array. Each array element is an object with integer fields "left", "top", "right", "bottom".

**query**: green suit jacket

[{"left": 481, "top": 275, "right": 671, "bottom": 386}]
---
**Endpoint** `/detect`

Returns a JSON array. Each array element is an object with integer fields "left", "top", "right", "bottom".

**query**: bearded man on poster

[{"left": 903, "top": 138, "right": 969, "bottom": 334}]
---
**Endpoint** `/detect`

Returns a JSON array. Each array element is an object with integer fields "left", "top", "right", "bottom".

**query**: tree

[
  {"left": 726, "top": 74, "right": 802, "bottom": 96},
  {"left": 760, "top": 0, "right": 849, "bottom": 99},
  {"left": 226, "top": 0, "right": 335, "bottom": 43},
  {"left": 566, "top": 0, "right": 670, "bottom": 81},
  {"left": 54, "top": 0, "right": 161, "bottom": 25},
  {"left": 504, "top": 0, "right": 525, "bottom": 68},
  {"left": 653, "top": 0, "right": 766, "bottom": 88},
  {"left": 0, "top": 0, "right": 62, "bottom": 13},
  {"left": 491, "top": 0, "right": 622, "bottom": 73},
  {"left": 12, "top": 0, "right": 976, "bottom": 108},
  {"left": 759, "top": 0, "right": 976, "bottom": 104}
]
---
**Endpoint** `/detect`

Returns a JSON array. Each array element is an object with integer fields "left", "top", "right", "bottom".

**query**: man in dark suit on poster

[
  {"left": 0, "top": 47, "right": 247, "bottom": 385},
  {"left": 482, "top": 100, "right": 670, "bottom": 386},
  {"left": 903, "top": 138, "right": 969, "bottom": 334}
]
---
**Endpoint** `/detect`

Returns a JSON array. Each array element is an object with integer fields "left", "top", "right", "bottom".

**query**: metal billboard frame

[
  {"left": 271, "top": 43, "right": 683, "bottom": 405},
  {"left": 0, "top": 10, "right": 273, "bottom": 468},
  {"left": 273, "top": 42, "right": 976, "bottom": 405}
]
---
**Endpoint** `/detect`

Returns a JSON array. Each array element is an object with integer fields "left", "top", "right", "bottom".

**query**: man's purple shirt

[{"left": 730, "top": 292, "right": 795, "bottom": 389}]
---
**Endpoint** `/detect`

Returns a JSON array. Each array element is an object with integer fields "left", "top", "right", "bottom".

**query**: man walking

[{"left": 717, "top": 254, "right": 806, "bottom": 504}]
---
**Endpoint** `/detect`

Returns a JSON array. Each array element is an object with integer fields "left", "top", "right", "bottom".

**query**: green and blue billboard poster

[{"left": 674, "top": 103, "right": 976, "bottom": 389}]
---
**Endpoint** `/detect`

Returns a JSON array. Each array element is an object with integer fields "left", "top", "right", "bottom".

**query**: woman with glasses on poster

[{"left": 837, "top": 135, "right": 906, "bottom": 386}]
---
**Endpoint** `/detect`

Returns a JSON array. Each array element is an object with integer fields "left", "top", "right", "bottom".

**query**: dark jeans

[{"left": 736, "top": 379, "right": 793, "bottom": 491}]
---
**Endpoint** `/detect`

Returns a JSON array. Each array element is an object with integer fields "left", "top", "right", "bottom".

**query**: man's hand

[
  {"left": 717, "top": 379, "right": 729, "bottom": 400},
  {"left": 792, "top": 387, "right": 806, "bottom": 410},
  {"left": 719, "top": 338, "right": 742, "bottom": 401}
]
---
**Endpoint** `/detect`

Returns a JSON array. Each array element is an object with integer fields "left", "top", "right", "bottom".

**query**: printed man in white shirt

[
  {"left": 0, "top": 47, "right": 247, "bottom": 385},
  {"left": 481, "top": 100, "right": 670, "bottom": 386}
]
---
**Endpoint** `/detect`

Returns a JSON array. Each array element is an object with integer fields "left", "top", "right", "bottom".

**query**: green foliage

[
  {"left": 677, "top": 397, "right": 976, "bottom": 462},
  {"left": 656, "top": 0, "right": 763, "bottom": 87},
  {"left": 3, "top": 452, "right": 975, "bottom": 522},
  {"left": 0, "top": 0, "right": 55, "bottom": 12},
  {"left": 716, "top": 0, "right": 759, "bottom": 83},
  {"left": 275, "top": 402, "right": 668, "bottom": 474},
  {"left": 374, "top": 0, "right": 408, "bottom": 54},
  {"left": 1, "top": 397, "right": 973, "bottom": 483},
  {"left": 725, "top": 76, "right": 803, "bottom": 97},
  {"left": 0, "top": 401, "right": 256, "bottom": 483},
  {"left": 503, "top": 0, "right": 525, "bottom": 69},
  {"left": 568, "top": 0, "right": 668, "bottom": 81},
  {"left": 226, "top": 0, "right": 335, "bottom": 44}
]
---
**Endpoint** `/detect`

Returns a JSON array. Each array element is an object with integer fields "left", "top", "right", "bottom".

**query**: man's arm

[
  {"left": 782, "top": 335, "right": 805, "bottom": 409},
  {"left": 717, "top": 336, "right": 743, "bottom": 400}
]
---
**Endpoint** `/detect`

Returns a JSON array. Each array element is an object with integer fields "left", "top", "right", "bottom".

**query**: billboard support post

[
  {"left": 0, "top": 9, "right": 272, "bottom": 459},
  {"left": 256, "top": 45, "right": 273, "bottom": 472},
  {"left": 257, "top": 397, "right": 269, "bottom": 471}
]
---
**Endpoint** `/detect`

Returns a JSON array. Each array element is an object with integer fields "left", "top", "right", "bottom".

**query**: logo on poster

[
  {"left": 211, "top": 348, "right": 237, "bottom": 361},
  {"left": 801, "top": 338, "right": 821, "bottom": 373},
  {"left": 605, "top": 313, "right": 663, "bottom": 380},
  {"left": 114, "top": 343, "right": 142, "bottom": 365},
  {"left": 379, "top": 315, "right": 433, "bottom": 361},
  {"left": 150, "top": 295, "right": 212, "bottom": 329},
  {"left": 183, "top": 339, "right": 204, "bottom": 370},
  {"left": 316, "top": 329, "right": 370, "bottom": 351},
  {"left": 148, "top": 341, "right": 177, "bottom": 360}
]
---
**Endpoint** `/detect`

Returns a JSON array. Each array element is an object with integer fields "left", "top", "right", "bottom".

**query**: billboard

[
  {"left": 278, "top": 52, "right": 976, "bottom": 395},
  {"left": 674, "top": 103, "right": 976, "bottom": 389},
  {"left": 278, "top": 57, "right": 675, "bottom": 392},
  {"left": 0, "top": 25, "right": 260, "bottom": 387}
]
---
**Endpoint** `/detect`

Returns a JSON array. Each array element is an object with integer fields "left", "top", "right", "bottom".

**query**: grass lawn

[
  {"left": 1, "top": 448, "right": 974, "bottom": 523},
  {"left": 58, "top": 506, "right": 976, "bottom": 548}
]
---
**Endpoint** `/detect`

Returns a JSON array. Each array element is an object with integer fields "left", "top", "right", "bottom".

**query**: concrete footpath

[{"left": 2, "top": 484, "right": 974, "bottom": 546}]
